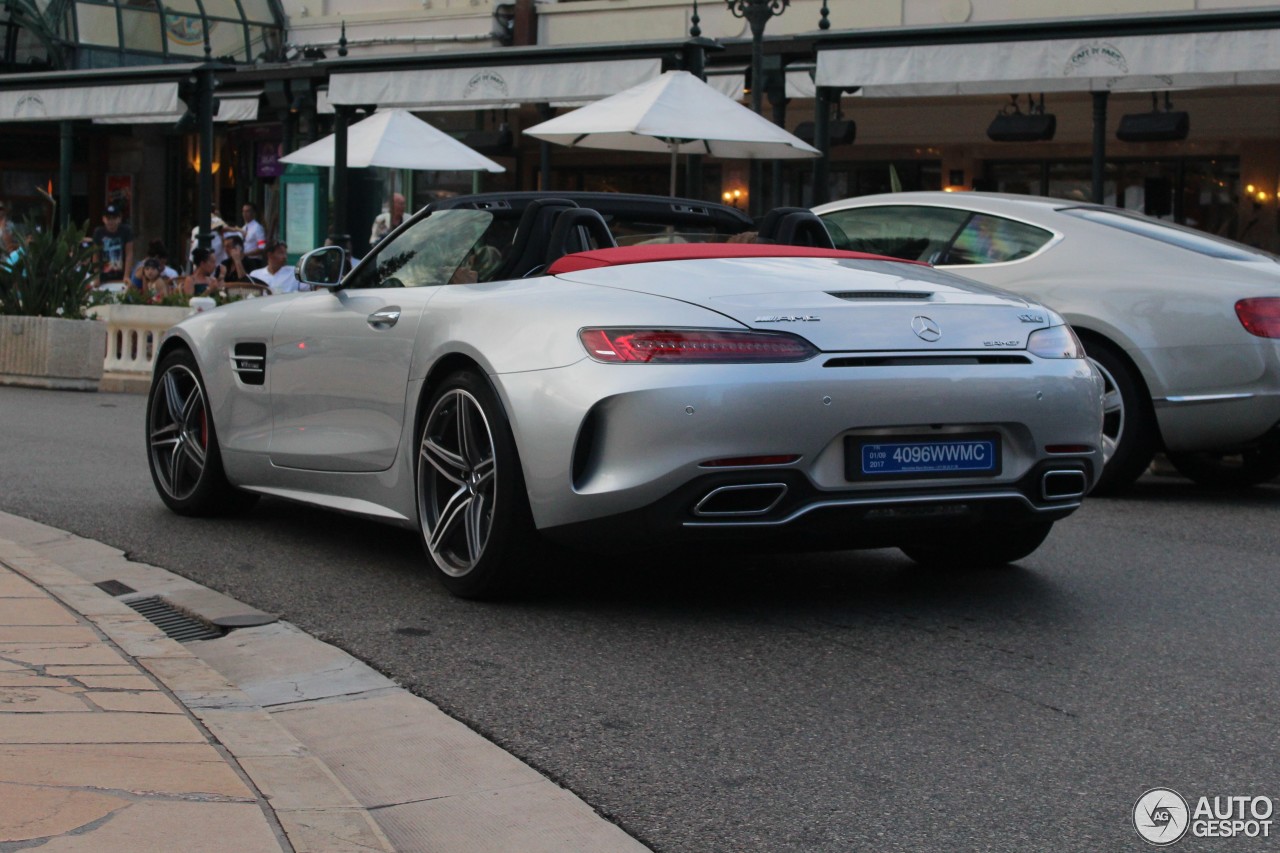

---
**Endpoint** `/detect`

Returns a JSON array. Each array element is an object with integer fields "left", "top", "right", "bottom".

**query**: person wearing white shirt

[
  {"left": 238, "top": 203, "right": 267, "bottom": 259},
  {"left": 249, "top": 241, "right": 307, "bottom": 294}
]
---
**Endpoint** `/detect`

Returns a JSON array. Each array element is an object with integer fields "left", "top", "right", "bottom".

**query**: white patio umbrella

[
  {"left": 523, "top": 70, "right": 818, "bottom": 195},
  {"left": 279, "top": 108, "right": 505, "bottom": 172}
]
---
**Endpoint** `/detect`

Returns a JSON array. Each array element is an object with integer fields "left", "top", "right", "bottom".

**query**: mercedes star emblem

[{"left": 911, "top": 315, "right": 942, "bottom": 342}]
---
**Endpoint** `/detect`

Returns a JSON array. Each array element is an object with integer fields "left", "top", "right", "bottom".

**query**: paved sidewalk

[{"left": 0, "top": 513, "right": 649, "bottom": 852}]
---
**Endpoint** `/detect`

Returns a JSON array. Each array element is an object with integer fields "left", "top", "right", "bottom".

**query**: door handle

[{"left": 367, "top": 308, "right": 401, "bottom": 328}]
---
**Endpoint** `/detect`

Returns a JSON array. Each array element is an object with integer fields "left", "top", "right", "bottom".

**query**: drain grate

[
  {"left": 95, "top": 579, "right": 136, "bottom": 597},
  {"left": 125, "top": 596, "right": 224, "bottom": 642}
]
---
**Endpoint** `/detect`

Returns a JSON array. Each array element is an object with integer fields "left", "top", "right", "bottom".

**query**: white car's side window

[
  {"left": 819, "top": 206, "right": 969, "bottom": 262},
  {"left": 945, "top": 213, "right": 1054, "bottom": 265}
]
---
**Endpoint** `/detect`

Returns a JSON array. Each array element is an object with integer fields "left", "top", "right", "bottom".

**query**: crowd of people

[
  {"left": 2, "top": 192, "right": 408, "bottom": 299},
  {"left": 85, "top": 201, "right": 305, "bottom": 301}
]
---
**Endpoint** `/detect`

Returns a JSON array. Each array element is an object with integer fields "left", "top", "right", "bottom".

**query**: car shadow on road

[{"left": 517, "top": 542, "right": 1076, "bottom": 629}]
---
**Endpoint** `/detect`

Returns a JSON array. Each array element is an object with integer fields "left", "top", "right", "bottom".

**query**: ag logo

[{"left": 1134, "top": 788, "right": 1190, "bottom": 846}]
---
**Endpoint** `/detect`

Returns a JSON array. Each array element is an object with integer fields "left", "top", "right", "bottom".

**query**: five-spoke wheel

[
  {"left": 145, "top": 349, "right": 255, "bottom": 515},
  {"left": 417, "top": 370, "right": 534, "bottom": 597}
]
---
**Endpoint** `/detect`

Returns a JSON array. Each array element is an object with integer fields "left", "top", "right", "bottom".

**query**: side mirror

[{"left": 296, "top": 246, "right": 346, "bottom": 289}]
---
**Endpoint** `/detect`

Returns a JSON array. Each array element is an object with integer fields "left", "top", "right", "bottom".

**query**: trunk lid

[{"left": 553, "top": 256, "right": 1051, "bottom": 352}]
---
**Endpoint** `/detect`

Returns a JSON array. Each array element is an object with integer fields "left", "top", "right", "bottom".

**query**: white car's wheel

[
  {"left": 146, "top": 349, "right": 257, "bottom": 516},
  {"left": 1085, "top": 341, "right": 1157, "bottom": 495},
  {"left": 900, "top": 521, "right": 1053, "bottom": 568},
  {"left": 416, "top": 370, "right": 535, "bottom": 598}
]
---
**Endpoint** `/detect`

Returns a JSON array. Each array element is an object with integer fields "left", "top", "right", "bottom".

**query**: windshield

[
  {"left": 1059, "top": 207, "right": 1278, "bottom": 262},
  {"left": 347, "top": 209, "right": 508, "bottom": 289}
]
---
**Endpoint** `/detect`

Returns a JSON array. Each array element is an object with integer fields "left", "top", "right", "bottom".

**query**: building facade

[{"left": 2, "top": 0, "right": 1278, "bottom": 259}]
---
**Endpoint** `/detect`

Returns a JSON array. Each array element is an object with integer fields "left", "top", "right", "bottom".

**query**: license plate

[{"left": 846, "top": 433, "right": 1001, "bottom": 480}]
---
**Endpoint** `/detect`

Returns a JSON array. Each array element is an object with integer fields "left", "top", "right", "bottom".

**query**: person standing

[
  {"left": 248, "top": 241, "right": 306, "bottom": 294},
  {"left": 92, "top": 204, "right": 134, "bottom": 286},
  {"left": 370, "top": 193, "right": 406, "bottom": 250},
  {"left": 238, "top": 202, "right": 267, "bottom": 259}
]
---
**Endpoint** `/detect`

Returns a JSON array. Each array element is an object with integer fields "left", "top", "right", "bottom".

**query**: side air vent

[
  {"left": 825, "top": 355, "right": 1032, "bottom": 367},
  {"left": 232, "top": 342, "right": 266, "bottom": 386},
  {"left": 829, "top": 291, "right": 933, "bottom": 301}
]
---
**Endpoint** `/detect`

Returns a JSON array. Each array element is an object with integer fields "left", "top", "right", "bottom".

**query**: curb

[
  {"left": 0, "top": 512, "right": 651, "bottom": 853},
  {"left": 0, "top": 535, "right": 396, "bottom": 853}
]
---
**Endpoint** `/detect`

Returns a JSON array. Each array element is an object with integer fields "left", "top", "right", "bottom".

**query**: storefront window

[{"left": 983, "top": 157, "right": 1239, "bottom": 238}]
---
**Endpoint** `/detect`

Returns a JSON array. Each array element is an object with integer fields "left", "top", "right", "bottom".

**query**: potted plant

[{"left": 0, "top": 216, "right": 107, "bottom": 390}]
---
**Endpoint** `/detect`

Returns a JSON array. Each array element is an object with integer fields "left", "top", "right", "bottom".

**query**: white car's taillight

[
  {"left": 1235, "top": 298, "right": 1280, "bottom": 338},
  {"left": 1027, "top": 324, "right": 1085, "bottom": 359},
  {"left": 579, "top": 328, "right": 818, "bottom": 363}
]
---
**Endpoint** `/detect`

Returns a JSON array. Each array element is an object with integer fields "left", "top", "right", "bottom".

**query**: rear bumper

[
  {"left": 540, "top": 457, "right": 1091, "bottom": 549},
  {"left": 498, "top": 353, "right": 1103, "bottom": 532}
]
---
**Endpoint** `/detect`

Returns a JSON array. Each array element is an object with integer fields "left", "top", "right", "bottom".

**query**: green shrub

[{"left": 0, "top": 216, "right": 99, "bottom": 319}]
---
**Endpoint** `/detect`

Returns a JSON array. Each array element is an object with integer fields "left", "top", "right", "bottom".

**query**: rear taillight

[
  {"left": 1236, "top": 298, "right": 1280, "bottom": 338},
  {"left": 579, "top": 328, "right": 817, "bottom": 363}
]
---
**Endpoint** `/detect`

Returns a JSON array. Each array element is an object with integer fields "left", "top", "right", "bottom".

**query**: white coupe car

[
  {"left": 147, "top": 193, "right": 1103, "bottom": 597},
  {"left": 815, "top": 192, "right": 1280, "bottom": 492}
]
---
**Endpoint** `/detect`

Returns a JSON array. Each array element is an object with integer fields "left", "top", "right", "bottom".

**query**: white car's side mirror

[{"left": 297, "top": 246, "right": 347, "bottom": 289}]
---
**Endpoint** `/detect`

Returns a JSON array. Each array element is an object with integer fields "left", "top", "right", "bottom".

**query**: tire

[
  {"left": 146, "top": 348, "right": 258, "bottom": 516},
  {"left": 416, "top": 370, "right": 536, "bottom": 598},
  {"left": 1166, "top": 439, "right": 1280, "bottom": 488},
  {"left": 900, "top": 520, "right": 1054, "bottom": 569},
  {"left": 1084, "top": 339, "right": 1158, "bottom": 495}
]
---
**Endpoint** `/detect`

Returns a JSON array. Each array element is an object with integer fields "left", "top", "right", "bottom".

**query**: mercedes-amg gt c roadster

[{"left": 147, "top": 193, "right": 1103, "bottom": 597}]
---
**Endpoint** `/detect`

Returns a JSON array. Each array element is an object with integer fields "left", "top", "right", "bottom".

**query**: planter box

[{"left": 0, "top": 315, "right": 109, "bottom": 391}]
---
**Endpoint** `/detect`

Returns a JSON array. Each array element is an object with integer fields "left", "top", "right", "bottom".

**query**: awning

[
  {"left": 706, "top": 69, "right": 822, "bottom": 101},
  {"left": 817, "top": 28, "right": 1280, "bottom": 96},
  {"left": 95, "top": 92, "right": 262, "bottom": 125},
  {"left": 0, "top": 81, "right": 180, "bottom": 122},
  {"left": 328, "top": 57, "right": 663, "bottom": 111}
]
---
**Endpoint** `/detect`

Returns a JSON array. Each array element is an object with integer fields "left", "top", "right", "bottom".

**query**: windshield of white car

[
  {"left": 346, "top": 209, "right": 501, "bottom": 289},
  {"left": 1059, "top": 207, "right": 1278, "bottom": 262}
]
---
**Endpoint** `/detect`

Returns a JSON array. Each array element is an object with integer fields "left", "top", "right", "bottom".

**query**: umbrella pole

[{"left": 669, "top": 141, "right": 678, "bottom": 197}]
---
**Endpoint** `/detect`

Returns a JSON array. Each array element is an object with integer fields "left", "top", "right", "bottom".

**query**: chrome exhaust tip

[
  {"left": 694, "top": 483, "right": 788, "bottom": 517},
  {"left": 1042, "top": 469, "right": 1087, "bottom": 501}
]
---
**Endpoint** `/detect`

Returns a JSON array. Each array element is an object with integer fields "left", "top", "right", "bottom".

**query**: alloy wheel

[
  {"left": 418, "top": 388, "right": 497, "bottom": 576},
  {"left": 148, "top": 364, "right": 209, "bottom": 501},
  {"left": 1091, "top": 356, "right": 1123, "bottom": 467}
]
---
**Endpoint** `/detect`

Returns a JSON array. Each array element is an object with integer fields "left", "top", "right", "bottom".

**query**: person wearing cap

[
  {"left": 137, "top": 257, "right": 171, "bottom": 300},
  {"left": 92, "top": 204, "right": 134, "bottom": 286},
  {"left": 131, "top": 240, "right": 179, "bottom": 289}
]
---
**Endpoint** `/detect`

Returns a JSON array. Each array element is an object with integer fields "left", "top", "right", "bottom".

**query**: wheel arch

[
  {"left": 154, "top": 332, "right": 193, "bottom": 370},
  {"left": 414, "top": 352, "right": 492, "bottom": 451},
  {"left": 1072, "top": 326, "right": 1163, "bottom": 432}
]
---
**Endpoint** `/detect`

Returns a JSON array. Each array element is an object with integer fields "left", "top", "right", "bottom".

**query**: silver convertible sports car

[
  {"left": 146, "top": 193, "right": 1103, "bottom": 597},
  {"left": 814, "top": 192, "right": 1280, "bottom": 492}
]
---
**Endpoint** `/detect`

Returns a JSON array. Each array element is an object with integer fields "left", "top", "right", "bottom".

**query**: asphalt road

[{"left": 2, "top": 384, "right": 1277, "bottom": 852}]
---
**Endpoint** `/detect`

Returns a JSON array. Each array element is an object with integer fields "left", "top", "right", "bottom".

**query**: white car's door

[
  {"left": 267, "top": 208, "right": 496, "bottom": 473},
  {"left": 268, "top": 288, "right": 430, "bottom": 472}
]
